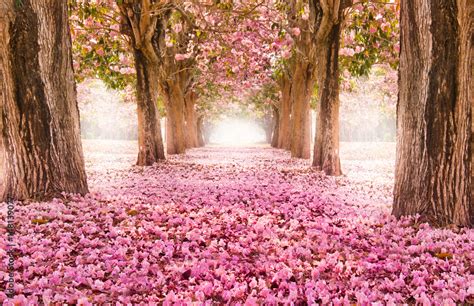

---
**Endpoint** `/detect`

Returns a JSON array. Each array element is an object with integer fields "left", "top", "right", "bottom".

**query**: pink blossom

[
  {"left": 1, "top": 142, "right": 472, "bottom": 304},
  {"left": 292, "top": 27, "right": 301, "bottom": 37},
  {"left": 281, "top": 49, "right": 291, "bottom": 59},
  {"left": 175, "top": 53, "right": 187, "bottom": 61},
  {"left": 173, "top": 23, "right": 183, "bottom": 33}
]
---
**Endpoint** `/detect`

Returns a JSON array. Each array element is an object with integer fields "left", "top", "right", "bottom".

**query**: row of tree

[
  {"left": 71, "top": 0, "right": 276, "bottom": 162},
  {"left": 260, "top": 0, "right": 472, "bottom": 227},
  {"left": 266, "top": 0, "right": 398, "bottom": 175},
  {"left": 0, "top": 0, "right": 472, "bottom": 227}
]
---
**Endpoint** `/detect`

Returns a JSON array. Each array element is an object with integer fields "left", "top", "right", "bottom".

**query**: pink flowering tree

[
  {"left": 70, "top": 0, "right": 285, "bottom": 158},
  {"left": 70, "top": 0, "right": 167, "bottom": 164},
  {"left": 270, "top": 0, "right": 399, "bottom": 176},
  {"left": 270, "top": 0, "right": 354, "bottom": 170}
]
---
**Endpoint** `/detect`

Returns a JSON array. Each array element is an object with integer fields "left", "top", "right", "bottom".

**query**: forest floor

[{"left": 1, "top": 141, "right": 473, "bottom": 304}]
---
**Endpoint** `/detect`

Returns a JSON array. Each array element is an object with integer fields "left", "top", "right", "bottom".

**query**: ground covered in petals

[{"left": 1, "top": 141, "right": 473, "bottom": 305}]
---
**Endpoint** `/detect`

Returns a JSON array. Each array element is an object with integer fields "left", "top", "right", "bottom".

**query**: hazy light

[
  {"left": 78, "top": 80, "right": 137, "bottom": 140},
  {"left": 210, "top": 118, "right": 266, "bottom": 145}
]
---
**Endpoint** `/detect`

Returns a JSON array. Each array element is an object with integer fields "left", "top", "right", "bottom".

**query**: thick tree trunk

[
  {"left": 197, "top": 116, "right": 205, "bottom": 147},
  {"left": 393, "top": 0, "right": 473, "bottom": 227},
  {"left": 271, "top": 106, "right": 280, "bottom": 148},
  {"left": 313, "top": 24, "right": 342, "bottom": 176},
  {"left": 469, "top": 2, "right": 474, "bottom": 220},
  {"left": 0, "top": 0, "right": 88, "bottom": 201},
  {"left": 278, "top": 76, "right": 292, "bottom": 150},
  {"left": 290, "top": 60, "right": 313, "bottom": 159},
  {"left": 134, "top": 50, "right": 165, "bottom": 166},
  {"left": 164, "top": 82, "right": 187, "bottom": 155},
  {"left": 184, "top": 91, "right": 199, "bottom": 148}
]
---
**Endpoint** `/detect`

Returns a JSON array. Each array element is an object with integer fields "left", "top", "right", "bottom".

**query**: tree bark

[
  {"left": 163, "top": 82, "right": 187, "bottom": 155},
  {"left": 469, "top": 1, "right": 474, "bottom": 221},
  {"left": 393, "top": 0, "right": 473, "bottom": 227},
  {"left": 313, "top": 23, "right": 342, "bottom": 176},
  {"left": 278, "top": 75, "right": 292, "bottom": 150},
  {"left": 118, "top": 1, "right": 193, "bottom": 157},
  {"left": 290, "top": 60, "right": 313, "bottom": 159},
  {"left": 134, "top": 50, "right": 165, "bottom": 166},
  {"left": 0, "top": 0, "right": 88, "bottom": 201},
  {"left": 271, "top": 106, "right": 280, "bottom": 148},
  {"left": 184, "top": 90, "right": 199, "bottom": 148}
]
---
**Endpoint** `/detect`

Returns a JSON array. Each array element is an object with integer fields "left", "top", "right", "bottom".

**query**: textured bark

[
  {"left": 313, "top": 23, "right": 342, "bottom": 176},
  {"left": 134, "top": 50, "right": 165, "bottom": 166},
  {"left": 118, "top": 1, "right": 194, "bottom": 158},
  {"left": 469, "top": 1, "right": 474, "bottom": 219},
  {"left": 287, "top": 0, "right": 350, "bottom": 165},
  {"left": 184, "top": 91, "right": 199, "bottom": 148},
  {"left": 290, "top": 60, "right": 313, "bottom": 159},
  {"left": 277, "top": 75, "right": 292, "bottom": 150},
  {"left": 271, "top": 106, "right": 280, "bottom": 148},
  {"left": 393, "top": 0, "right": 473, "bottom": 227},
  {"left": 0, "top": 0, "right": 88, "bottom": 201},
  {"left": 163, "top": 82, "right": 186, "bottom": 155}
]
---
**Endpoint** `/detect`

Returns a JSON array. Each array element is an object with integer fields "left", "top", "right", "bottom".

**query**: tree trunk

[
  {"left": 202, "top": 121, "right": 212, "bottom": 145},
  {"left": 313, "top": 24, "right": 342, "bottom": 176},
  {"left": 393, "top": 0, "right": 473, "bottom": 227},
  {"left": 134, "top": 50, "right": 165, "bottom": 166},
  {"left": 197, "top": 116, "right": 205, "bottom": 147},
  {"left": 271, "top": 106, "right": 280, "bottom": 148},
  {"left": 0, "top": 0, "right": 88, "bottom": 201},
  {"left": 264, "top": 126, "right": 272, "bottom": 144},
  {"left": 262, "top": 112, "right": 273, "bottom": 144},
  {"left": 469, "top": 2, "right": 474, "bottom": 223},
  {"left": 184, "top": 90, "right": 199, "bottom": 148},
  {"left": 278, "top": 76, "right": 292, "bottom": 150},
  {"left": 290, "top": 60, "right": 313, "bottom": 159},
  {"left": 163, "top": 82, "right": 186, "bottom": 155}
]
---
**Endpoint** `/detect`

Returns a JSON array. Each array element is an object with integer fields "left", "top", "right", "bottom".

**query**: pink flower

[
  {"left": 281, "top": 49, "right": 291, "bottom": 59},
  {"left": 173, "top": 23, "right": 183, "bottom": 33},
  {"left": 340, "top": 47, "right": 355, "bottom": 57},
  {"left": 77, "top": 297, "right": 92, "bottom": 306},
  {"left": 245, "top": 296, "right": 259, "bottom": 305},
  {"left": 175, "top": 54, "right": 186, "bottom": 61},
  {"left": 301, "top": 5, "right": 310, "bottom": 20},
  {"left": 175, "top": 53, "right": 192, "bottom": 61},
  {"left": 195, "top": 290, "right": 205, "bottom": 301},
  {"left": 292, "top": 27, "right": 301, "bottom": 37}
]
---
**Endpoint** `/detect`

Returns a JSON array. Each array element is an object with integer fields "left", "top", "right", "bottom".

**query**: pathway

[{"left": 1, "top": 141, "right": 472, "bottom": 304}]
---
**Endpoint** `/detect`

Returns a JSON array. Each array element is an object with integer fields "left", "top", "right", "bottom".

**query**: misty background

[{"left": 77, "top": 67, "right": 396, "bottom": 144}]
